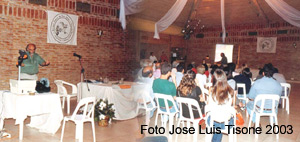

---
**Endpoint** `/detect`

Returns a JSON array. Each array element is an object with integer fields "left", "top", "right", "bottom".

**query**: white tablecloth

[
  {"left": 0, "top": 91, "right": 63, "bottom": 134},
  {"left": 78, "top": 82, "right": 145, "bottom": 120}
]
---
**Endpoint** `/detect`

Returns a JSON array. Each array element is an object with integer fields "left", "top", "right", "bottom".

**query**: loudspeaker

[{"left": 196, "top": 33, "right": 204, "bottom": 38}]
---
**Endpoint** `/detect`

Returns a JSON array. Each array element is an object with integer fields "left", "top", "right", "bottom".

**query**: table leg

[{"left": 19, "top": 121, "right": 23, "bottom": 140}]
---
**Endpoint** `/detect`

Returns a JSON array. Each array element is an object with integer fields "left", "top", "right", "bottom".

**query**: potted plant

[{"left": 94, "top": 98, "right": 115, "bottom": 127}]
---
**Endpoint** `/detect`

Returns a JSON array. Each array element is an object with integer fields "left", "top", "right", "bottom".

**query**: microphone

[{"left": 73, "top": 53, "right": 82, "bottom": 58}]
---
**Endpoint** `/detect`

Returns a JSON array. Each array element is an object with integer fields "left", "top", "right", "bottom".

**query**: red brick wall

[
  {"left": 187, "top": 22, "right": 300, "bottom": 81},
  {"left": 127, "top": 30, "right": 186, "bottom": 64},
  {"left": 0, "top": 0, "right": 136, "bottom": 90}
]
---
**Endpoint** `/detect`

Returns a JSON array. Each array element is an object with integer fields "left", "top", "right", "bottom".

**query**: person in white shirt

[
  {"left": 206, "top": 69, "right": 235, "bottom": 142},
  {"left": 196, "top": 65, "right": 207, "bottom": 89},
  {"left": 149, "top": 52, "right": 157, "bottom": 63}
]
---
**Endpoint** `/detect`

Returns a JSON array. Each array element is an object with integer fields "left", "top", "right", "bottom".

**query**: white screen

[{"left": 214, "top": 44, "right": 234, "bottom": 63}]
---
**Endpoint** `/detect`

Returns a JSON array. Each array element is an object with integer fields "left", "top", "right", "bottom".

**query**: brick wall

[
  {"left": 0, "top": 0, "right": 136, "bottom": 90},
  {"left": 127, "top": 30, "right": 186, "bottom": 64},
  {"left": 187, "top": 22, "right": 300, "bottom": 81}
]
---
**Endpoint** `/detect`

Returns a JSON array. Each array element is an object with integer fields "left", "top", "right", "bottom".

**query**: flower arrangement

[{"left": 94, "top": 98, "right": 115, "bottom": 122}]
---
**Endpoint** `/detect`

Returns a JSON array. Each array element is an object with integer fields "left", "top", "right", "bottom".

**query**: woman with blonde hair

[
  {"left": 177, "top": 70, "right": 206, "bottom": 118},
  {"left": 207, "top": 69, "right": 235, "bottom": 142}
]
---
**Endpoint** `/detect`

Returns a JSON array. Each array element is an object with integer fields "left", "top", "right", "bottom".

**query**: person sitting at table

[{"left": 152, "top": 62, "right": 177, "bottom": 122}]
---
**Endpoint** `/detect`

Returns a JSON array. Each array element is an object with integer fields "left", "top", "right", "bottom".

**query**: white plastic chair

[
  {"left": 154, "top": 93, "right": 179, "bottom": 134},
  {"left": 248, "top": 94, "right": 280, "bottom": 139},
  {"left": 280, "top": 83, "right": 291, "bottom": 114},
  {"left": 60, "top": 97, "right": 96, "bottom": 142},
  {"left": 54, "top": 80, "right": 78, "bottom": 114},
  {"left": 205, "top": 106, "right": 237, "bottom": 142},
  {"left": 236, "top": 83, "right": 248, "bottom": 104},
  {"left": 236, "top": 83, "right": 249, "bottom": 118},
  {"left": 136, "top": 90, "right": 157, "bottom": 127},
  {"left": 176, "top": 97, "right": 204, "bottom": 142}
]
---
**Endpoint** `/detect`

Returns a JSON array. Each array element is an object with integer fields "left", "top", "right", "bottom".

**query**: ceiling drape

[
  {"left": 154, "top": 0, "right": 188, "bottom": 39},
  {"left": 119, "top": 0, "right": 146, "bottom": 29},
  {"left": 265, "top": 0, "right": 300, "bottom": 28}
]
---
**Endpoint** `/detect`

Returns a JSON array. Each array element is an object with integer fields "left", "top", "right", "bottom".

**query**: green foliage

[{"left": 94, "top": 99, "right": 115, "bottom": 121}]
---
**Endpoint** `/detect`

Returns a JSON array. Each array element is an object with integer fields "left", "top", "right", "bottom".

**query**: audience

[
  {"left": 246, "top": 63, "right": 282, "bottom": 124},
  {"left": 153, "top": 63, "right": 161, "bottom": 79},
  {"left": 152, "top": 63, "right": 177, "bottom": 121},
  {"left": 234, "top": 68, "right": 252, "bottom": 94},
  {"left": 177, "top": 70, "right": 205, "bottom": 118},
  {"left": 273, "top": 68, "right": 286, "bottom": 83},
  {"left": 206, "top": 69, "right": 235, "bottom": 142},
  {"left": 196, "top": 65, "right": 207, "bottom": 89}
]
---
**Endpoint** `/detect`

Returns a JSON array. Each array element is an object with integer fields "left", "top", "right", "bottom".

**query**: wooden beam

[{"left": 249, "top": 0, "right": 270, "bottom": 24}]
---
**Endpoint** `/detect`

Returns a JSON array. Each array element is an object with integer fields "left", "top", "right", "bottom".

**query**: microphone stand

[{"left": 78, "top": 57, "right": 90, "bottom": 102}]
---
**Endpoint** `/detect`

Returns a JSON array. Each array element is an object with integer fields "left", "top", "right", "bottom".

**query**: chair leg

[
  {"left": 76, "top": 123, "right": 83, "bottom": 142},
  {"left": 67, "top": 96, "right": 71, "bottom": 114},
  {"left": 282, "top": 98, "right": 285, "bottom": 109},
  {"left": 274, "top": 115, "right": 279, "bottom": 139},
  {"left": 60, "top": 119, "right": 66, "bottom": 142},
  {"left": 145, "top": 111, "right": 150, "bottom": 127},
  {"left": 62, "top": 97, "right": 65, "bottom": 109},
  {"left": 287, "top": 99, "right": 290, "bottom": 114},
  {"left": 169, "top": 115, "right": 173, "bottom": 135},
  {"left": 155, "top": 112, "right": 159, "bottom": 127},
  {"left": 255, "top": 115, "right": 260, "bottom": 139},
  {"left": 248, "top": 111, "right": 253, "bottom": 128},
  {"left": 91, "top": 121, "right": 96, "bottom": 142},
  {"left": 193, "top": 122, "right": 198, "bottom": 142}
]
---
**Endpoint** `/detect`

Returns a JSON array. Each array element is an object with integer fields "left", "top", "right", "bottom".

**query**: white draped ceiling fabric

[
  {"left": 119, "top": 0, "right": 145, "bottom": 29},
  {"left": 221, "top": 0, "right": 226, "bottom": 43},
  {"left": 265, "top": 0, "right": 300, "bottom": 28},
  {"left": 154, "top": 0, "right": 188, "bottom": 39}
]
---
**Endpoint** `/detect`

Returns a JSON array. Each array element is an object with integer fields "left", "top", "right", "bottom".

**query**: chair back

[
  {"left": 253, "top": 94, "right": 280, "bottom": 115},
  {"left": 54, "top": 80, "right": 77, "bottom": 95},
  {"left": 236, "top": 83, "right": 246, "bottom": 98},
  {"left": 176, "top": 97, "right": 203, "bottom": 120},
  {"left": 206, "top": 106, "right": 236, "bottom": 133},
  {"left": 154, "top": 93, "right": 178, "bottom": 114},
  {"left": 71, "top": 97, "right": 96, "bottom": 121},
  {"left": 281, "top": 83, "right": 291, "bottom": 97},
  {"left": 137, "top": 90, "right": 156, "bottom": 111}
]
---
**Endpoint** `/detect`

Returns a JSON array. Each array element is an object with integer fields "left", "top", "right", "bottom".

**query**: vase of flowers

[{"left": 95, "top": 98, "right": 115, "bottom": 127}]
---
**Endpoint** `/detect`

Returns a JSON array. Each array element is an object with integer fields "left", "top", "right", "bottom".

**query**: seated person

[
  {"left": 246, "top": 63, "right": 282, "bottom": 123},
  {"left": 177, "top": 70, "right": 205, "bottom": 118},
  {"left": 273, "top": 68, "right": 286, "bottom": 83},
  {"left": 152, "top": 63, "right": 177, "bottom": 121},
  {"left": 206, "top": 69, "right": 235, "bottom": 142},
  {"left": 234, "top": 68, "right": 252, "bottom": 94}
]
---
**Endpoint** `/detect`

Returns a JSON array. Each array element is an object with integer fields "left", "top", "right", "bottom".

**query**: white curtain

[
  {"left": 119, "top": 0, "right": 146, "bottom": 29},
  {"left": 221, "top": 0, "right": 226, "bottom": 43},
  {"left": 265, "top": 0, "right": 300, "bottom": 28},
  {"left": 154, "top": 0, "right": 188, "bottom": 39}
]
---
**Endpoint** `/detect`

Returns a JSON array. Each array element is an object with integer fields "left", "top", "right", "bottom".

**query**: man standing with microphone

[{"left": 20, "top": 43, "right": 50, "bottom": 80}]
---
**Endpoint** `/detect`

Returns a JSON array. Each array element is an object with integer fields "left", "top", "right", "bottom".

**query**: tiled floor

[{"left": 1, "top": 83, "right": 300, "bottom": 142}]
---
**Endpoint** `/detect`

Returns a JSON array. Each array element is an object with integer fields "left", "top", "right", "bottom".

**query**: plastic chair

[
  {"left": 154, "top": 93, "right": 179, "bottom": 134},
  {"left": 236, "top": 83, "right": 248, "bottom": 105},
  {"left": 54, "top": 80, "right": 78, "bottom": 114},
  {"left": 136, "top": 90, "right": 157, "bottom": 127},
  {"left": 205, "top": 106, "right": 237, "bottom": 142},
  {"left": 176, "top": 97, "right": 204, "bottom": 142},
  {"left": 280, "top": 83, "right": 291, "bottom": 114},
  {"left": 60, "top": 97, "right": 96, "bottom": 142},
  {"left": 248, "top": 94, "right": 280, "bottom": 139}
]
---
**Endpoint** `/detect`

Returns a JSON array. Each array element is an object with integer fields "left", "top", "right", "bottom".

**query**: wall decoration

[
  {"left": 47, "top": 11, "right": 78, "bottom": 45},
  {"left": 257, "top": 37, "right": 277, "bottom": 53}
]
